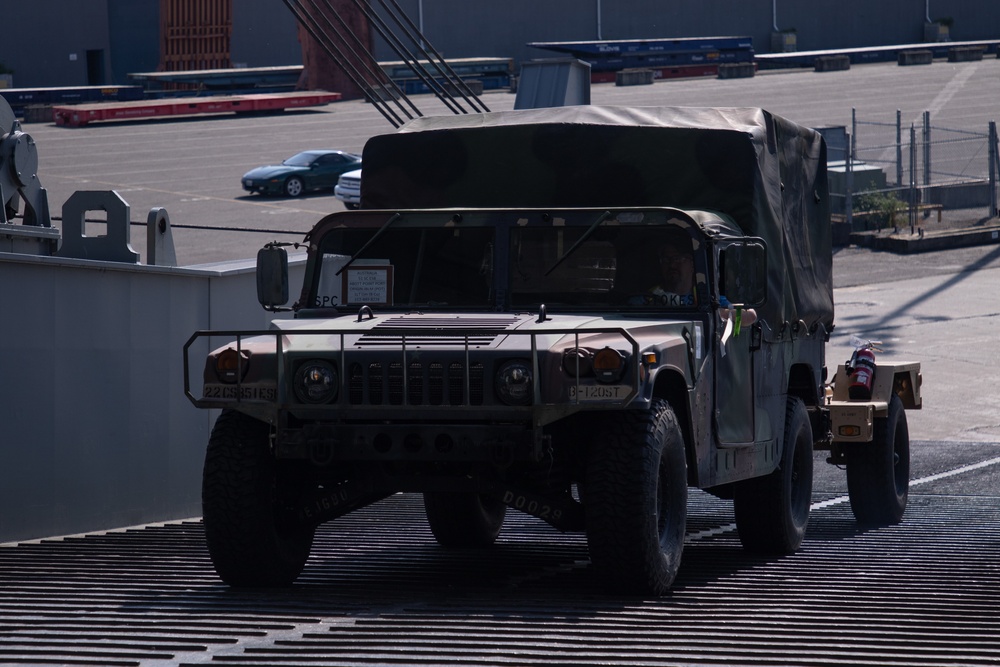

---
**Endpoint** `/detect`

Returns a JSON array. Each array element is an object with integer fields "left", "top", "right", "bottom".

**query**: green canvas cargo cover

[{"left": 360, "top": 105, "right": 834, "bottom": 333}]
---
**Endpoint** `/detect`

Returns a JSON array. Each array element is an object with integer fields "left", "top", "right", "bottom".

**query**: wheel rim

[{"left": 287, "top": 178, "right": 303, "bottom": 196}]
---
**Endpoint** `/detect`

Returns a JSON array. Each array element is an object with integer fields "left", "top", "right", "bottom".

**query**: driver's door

[
  {"left": 714, "top": 318, "right": 756, "bottom": 445},
  {"left": 712, "top": 239, "right": 767, "bottom": 446}
]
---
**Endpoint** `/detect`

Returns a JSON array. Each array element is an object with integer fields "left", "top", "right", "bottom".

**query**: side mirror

[
  {"left": 719, "top": 241, "right": 767, "bottom": 308},
  {"left": 256, "top": 245, "right": 289, "bottom": 310}
]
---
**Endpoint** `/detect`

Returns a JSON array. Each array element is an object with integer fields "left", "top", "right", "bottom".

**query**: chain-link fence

[{"left": 825, "top": 109, "right": 999, "bottom": 235}]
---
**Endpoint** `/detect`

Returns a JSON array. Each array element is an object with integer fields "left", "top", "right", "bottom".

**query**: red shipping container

[{"left": 160, "top": 0, "right": 233, "bottom": 74}]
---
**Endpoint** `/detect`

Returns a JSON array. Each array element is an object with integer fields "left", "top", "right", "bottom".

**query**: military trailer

[{"left": 184, "top": 106, "right": 921, "bottom": 595}]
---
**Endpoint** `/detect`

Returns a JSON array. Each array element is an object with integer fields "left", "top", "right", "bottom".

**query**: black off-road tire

[
  {"left": 202, "top": 409, "right": 314, "bottom": 587},
  {"left": 734, "top": 396, "right": 813, "bottom": 554},
  {"left": 585, "top": 399, "right": 688, "bottom": 596},
  {"left": 846, "top": 394, "right": 910, "bottom": 525},
  {"left": 423, "top": 493, "right": 506, "bottom": 547},
  {"left": 284, "top": 176, "right": 305, "bottom": 197}
]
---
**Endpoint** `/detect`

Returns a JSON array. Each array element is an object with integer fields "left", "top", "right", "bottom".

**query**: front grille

[
  {"left": 349, "top": 360, "right": 485, "bottom": 406},
  {"left": 341, "top": 316, "right": 517, "bottom": 407}
]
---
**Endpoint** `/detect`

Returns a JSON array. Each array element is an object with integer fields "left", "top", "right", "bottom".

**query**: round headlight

[
  {"left": 592, "top": 347, "right": 626, "bottom": 383},
  {"left": 562, "top": 348, "right": 594, "bottom": 377},
  {"left": 294, "top": 361, "right": 339, "bottom": 404},
  {"left": 495, "top": 360, "right": 533, "bottom": 406}
]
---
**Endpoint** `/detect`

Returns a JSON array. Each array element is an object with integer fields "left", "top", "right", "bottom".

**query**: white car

[{"left": 334, "top": 168, "right": 362, "bottom": 209}]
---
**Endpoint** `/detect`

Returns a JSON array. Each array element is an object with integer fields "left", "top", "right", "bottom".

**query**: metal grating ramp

[{"left": 1, "top": 444, "right": 998, "bottom": 666}]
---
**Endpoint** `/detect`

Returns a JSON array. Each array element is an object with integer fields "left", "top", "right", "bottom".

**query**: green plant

[
  {"left": 0, "top": 62, "right": 13, "bottom": 75},
  {"left": 855, "top": 191, "right": 903, "bottom": 231}
]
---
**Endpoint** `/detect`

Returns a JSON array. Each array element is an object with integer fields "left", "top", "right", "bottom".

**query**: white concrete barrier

[{"left": 0, "top": 250, "right": 306, "bottom": 543}]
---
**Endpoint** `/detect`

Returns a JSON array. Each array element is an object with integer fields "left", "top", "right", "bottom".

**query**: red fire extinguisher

[{"left": 847, "top": 337, "right": 880, "bottom": 400}]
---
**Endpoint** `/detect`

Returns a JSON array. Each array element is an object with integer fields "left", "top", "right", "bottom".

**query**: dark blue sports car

[{"left": 241, "top": 150, "right": 362, "bottom": 197}]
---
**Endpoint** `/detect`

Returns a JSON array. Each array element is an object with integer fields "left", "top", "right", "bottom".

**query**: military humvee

[{"left": 184, "top": 106, "right": 921, "bottom": 595}]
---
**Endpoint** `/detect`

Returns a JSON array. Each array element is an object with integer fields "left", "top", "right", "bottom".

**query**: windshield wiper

[
  {"left": 336, "top": 212, "right": 402, "bottom": 276},
  {"left": 543, "top": 210, "right": 611, "bottom": 276}
]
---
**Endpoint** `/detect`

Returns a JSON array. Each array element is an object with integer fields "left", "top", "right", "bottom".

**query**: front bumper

[
  {"left": 277, "top": 420, "right": 537, "bottom": 465},
  {"left": 334, "top": 184, "right": 360, "bottom": 204},
  {"left": 243, "top": 179, "right": 280, "bottom": 195}
]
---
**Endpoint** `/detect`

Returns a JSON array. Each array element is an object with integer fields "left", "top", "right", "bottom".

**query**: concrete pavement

[{"left": 830, "top": 253, "right": 1000, "bottom": 443}]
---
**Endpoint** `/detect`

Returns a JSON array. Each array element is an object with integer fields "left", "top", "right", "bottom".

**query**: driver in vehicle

[
  {"left": 630, "top": 233, "right": 758, "bottom": 327},
  {"left": 652, "top": 243, "right": 696, "bottom": 305},
  {"left": 629, "top": 235, "right": 696, "bottom": 307}
]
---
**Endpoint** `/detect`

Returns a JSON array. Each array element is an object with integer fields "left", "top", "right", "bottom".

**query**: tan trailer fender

[{"left": 827, "top": 361, "right": 922, "bottom": 443}]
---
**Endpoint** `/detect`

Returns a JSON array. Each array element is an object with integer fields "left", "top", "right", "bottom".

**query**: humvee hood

[
  {"left": 271, "top": 312, "right": 689, "bottom": 353},
  {"left": 360, "top": 105, "right": 833, "bottom": 333}
]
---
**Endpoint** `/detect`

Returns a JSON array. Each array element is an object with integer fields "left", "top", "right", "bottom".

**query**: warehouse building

[{"left": 0, "top": 0, "right": 996, "bottom": 89}]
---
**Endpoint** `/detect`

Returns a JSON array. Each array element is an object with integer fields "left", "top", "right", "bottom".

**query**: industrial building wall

[
  {"left": 0, "top": 0, "right": 302, "bottom": 87},
  {"left": 0, "top": 0, "right": 112, "bottom": 87},
  {"left": 383, "top": 0, "right": 999, "bottom": 66},
  {"left": 1, "top": 0, "right": 998, "bottom": 88},
  {"left": 107, "top": 0, "right": 161, "bottom": 84},
  {"left": 231, "top": 0, "right": 302, "bottom": 68}
]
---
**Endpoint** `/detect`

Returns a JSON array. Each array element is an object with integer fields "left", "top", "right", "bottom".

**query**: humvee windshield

[{"left": 310, "top": 221, "right": 703, "bottom": 312}]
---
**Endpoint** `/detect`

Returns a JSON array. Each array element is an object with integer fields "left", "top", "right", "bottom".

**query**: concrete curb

[{"left": 847, "top": 224, "right": 1000, "bottom": 253}]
